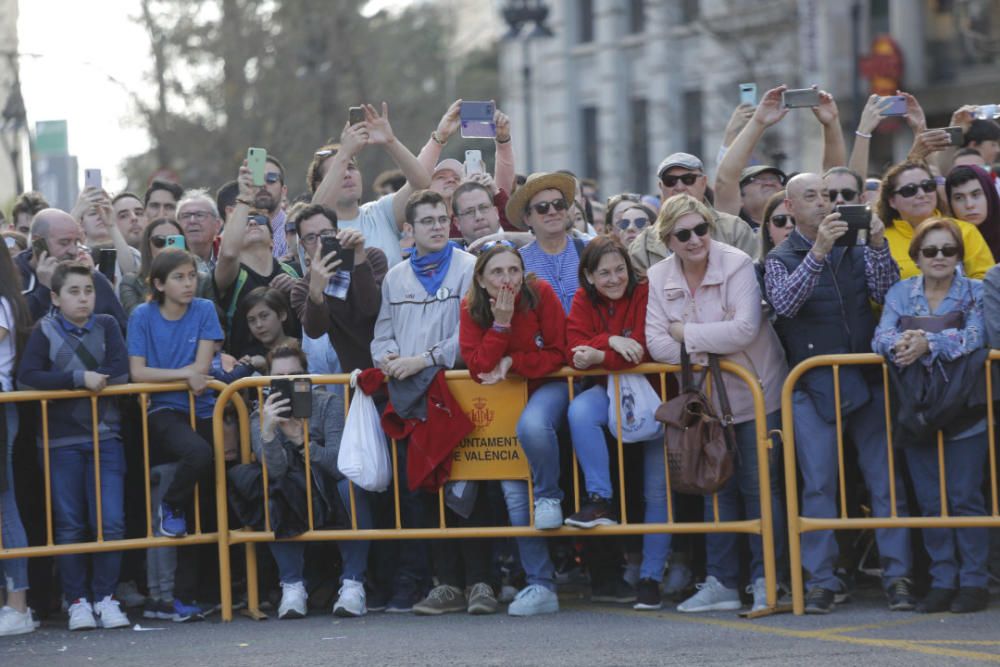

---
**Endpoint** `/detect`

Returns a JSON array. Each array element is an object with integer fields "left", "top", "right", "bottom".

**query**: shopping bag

[
  {"left": 338, "top": 370, "right": 392, "bottom": 492},
  {"left": 607, "top": 373, "right": 665, "bottom": 443}
]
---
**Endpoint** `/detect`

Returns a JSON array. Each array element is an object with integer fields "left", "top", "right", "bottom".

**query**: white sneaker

[
  {"left": 676, "top": 576, "right": 741, "bottom": 613},
  {"left": 277, "top": 581, "right": 307, "bottom": 620},
  {"left": 333, "top": 579, "right": 367, "bottom": 618},
  {"left": 533, "top": 498, "right": 563, "bottom": 530},
  {"left": 0, "top": 607, "right": 37, "bottom": 637},
  {"left": 748, "top": 577, "right": 769, "bottom": 613},
  {"left": 94, "top": 595, "right": 130, "bottom": 629},
  {"left": 507, "top": 584, "right": 559, "bottom": 617},
  {"left": 68, "top": 598, "right": 98, "bottom": 630}
]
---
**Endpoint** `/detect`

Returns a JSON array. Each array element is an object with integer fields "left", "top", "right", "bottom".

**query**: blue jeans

[
  {"left": 0, "top": 404, "right": 28, "bottom": 591},
  {"left": 269, "top": 478, "right": 373, "bottom": 585},
  {"left": 792, "top": 389, "right": 911, "bottom": 592},
  {"left": 640, "top": 436, "right": 672, "bottom": 582},
  {"left": 500, "top": 480, "right": 556, "bottom": 590},
  {"left": 704, "top": 411, "right": 786, "bottom": 589},
  {"left": 905, "top": 430, "right": 989, "bottom": 589},
  {"left": 516, "top": 381, "right": 569, "bottom": 501}
]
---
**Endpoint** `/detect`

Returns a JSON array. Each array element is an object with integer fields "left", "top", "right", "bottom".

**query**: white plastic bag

[
  {"left": 337, "top": 370, "right": 392, "bottom": 492},
  {"left": 607, "top": 373, "right": 665, "bottom": 443}
]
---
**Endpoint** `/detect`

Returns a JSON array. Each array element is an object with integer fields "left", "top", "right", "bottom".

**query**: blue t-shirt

[{"left": 127, "top": 298, "right": 224, "bottom": 418}]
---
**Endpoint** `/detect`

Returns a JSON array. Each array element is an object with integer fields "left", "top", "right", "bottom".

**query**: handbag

[
  {"left": 337, "top": 370, "right": 392, "bottom": 492},
  {"left": 607, "top": 373, "right": 665, "bottom": 443},
  {"left": 654, "top": 344, "right": 737, "bottom": 495}
]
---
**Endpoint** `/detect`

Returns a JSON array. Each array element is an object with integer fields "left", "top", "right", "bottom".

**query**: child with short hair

[{"left": 17, "top": 262, "right": 131, "bottom": 630}]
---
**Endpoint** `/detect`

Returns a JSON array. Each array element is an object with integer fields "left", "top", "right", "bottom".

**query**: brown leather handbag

[{"left": 654, "top": 344, "right": 737, "bottom": 495}]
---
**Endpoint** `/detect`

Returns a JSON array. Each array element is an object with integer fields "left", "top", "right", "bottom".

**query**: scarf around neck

[{"left": 410, "top": 243, "right": 455, "bottom": 297}]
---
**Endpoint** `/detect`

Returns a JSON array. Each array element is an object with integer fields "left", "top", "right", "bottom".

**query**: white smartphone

[
  {"left": 84, "top": 168, "right": 102, "bottom": 190},
  {"left": 739, "top": 83, "right": 757, "bottom": 106},
  {"left": 464, "top": 150, "right": 485, "bottom": 176}
]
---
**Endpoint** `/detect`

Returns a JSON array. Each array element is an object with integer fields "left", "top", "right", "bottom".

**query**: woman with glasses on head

[
  {"left": 878, "top": 161, "right": 994, "bottom": 279},
  {"left": 945, "top": 164, "right": 1000, "bottom": 261},
  {"left": 645, "top": 193, "right": 788, "bottom": 614},
  {"left": 119, "top": 218, "right": 214, "bottom": 317},
  {"left": 609, "top": 201, "right": 657, "bottom": 251},
  {"left": 872, "top": 217, "right": 990, "bottom": 614}
]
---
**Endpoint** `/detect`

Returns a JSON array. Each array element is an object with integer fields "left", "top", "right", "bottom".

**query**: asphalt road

[{"left": 3, "top": 587, "right": 1000, "bottom": 666}]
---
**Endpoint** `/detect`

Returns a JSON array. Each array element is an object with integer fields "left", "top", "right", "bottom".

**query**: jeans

[
  {"left": 639, "top": 436, "right": 672, "bottom": 582},
  {"left": 43, "top": 439, "right": 126, "bottom": 602},
  {"left": 792, "top": 389, "right": 911, "bottom": 592},
  {"left": 516, "top": 381, "right": 569, "bottom": 501},
  {"left": 269, "top": 478, "right": 373, "bottom": 585},
  {"left": 500, "top": 480, "right": 556, "bottom": 590},
  {"left": 704, "top": 411, "right": 786, "bottom": 589},
  {"left": 0, "top": 404, "right": 28, "bottom": 591},
  {"left": 905, "top": 430, "right": 989, "bottom": 589}
]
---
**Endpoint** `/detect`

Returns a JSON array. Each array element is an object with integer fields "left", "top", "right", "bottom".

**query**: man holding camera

[{"left": 764, "top": 173, "right": 913, "bottom": 615}]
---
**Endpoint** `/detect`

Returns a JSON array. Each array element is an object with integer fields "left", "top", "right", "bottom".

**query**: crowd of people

[{"left": 1, "top": 83, "right": 1000, "bottom": 637}]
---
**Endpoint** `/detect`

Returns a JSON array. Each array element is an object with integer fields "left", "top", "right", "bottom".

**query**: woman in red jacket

[
  {"left": 459, "top": 241, "right": 566, "bottom": 617},
  {"left": 564, "top": 236, "right": 670, "bottom": 610}
]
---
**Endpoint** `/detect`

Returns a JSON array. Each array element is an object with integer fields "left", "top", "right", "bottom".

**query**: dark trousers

[
  {"left": 149, "top": 411, "right": 214, "bottom": 508},
  {"left": 424, "top": 487, "right": 497, "bottom": 590}
]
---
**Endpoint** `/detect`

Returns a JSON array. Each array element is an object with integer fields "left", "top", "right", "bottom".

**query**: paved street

[{"left": 3, "top": 587, "right": 1000, "bottom": 666}]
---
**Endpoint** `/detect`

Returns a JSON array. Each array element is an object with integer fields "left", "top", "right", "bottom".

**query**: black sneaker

[
  {"left": 804, "top": 587, "right": 835, "bottom": 614},
  {"left": 564, "top": 495, "right": 619, "bottom": 529},
  {"left": 633, "top": 578, "right": 662, "bottom": 610},
  {"left": 916, "top": 587, "right": 956, "bottom": 613},
  {"left": 886, "top": 577, "right": 915, "bottom": 611},
  {"left": 590, "top": 579, "right": 636, "bottom": 604},
  {"left": 950, "top": 587, "right": 989, "bottom": 614}
]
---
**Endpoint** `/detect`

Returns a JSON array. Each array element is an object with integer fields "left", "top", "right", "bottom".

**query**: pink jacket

[{"left": 645, "top": 240, "right": 787, "bottom": 422}]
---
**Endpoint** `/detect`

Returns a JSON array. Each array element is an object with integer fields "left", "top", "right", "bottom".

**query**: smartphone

[
  {"left": 247, "top": 147, "right": 267, "bottom": 186},
  {"left": 739, "top": 83, "right": 757, "bottom": 106},
  {"left": 464, "top": 149, "right": 485, "bottom": 177},
  {"left": 32, "top": 236, "right": 48, "bottom": 258},
  {"left": 84, "top": 168, "right": 102, "bottom": 190},
  {"left": 348, "top": 106, "right": 365, "bottom": 126},
  {"left": 270, "top": 377, "right": 313, "bottom": 419},
  {"left": 834, "top": 204, "right": 872, "bottom": 247},
  {"left": 165, "top": 234, "right": 186, "bottom": 250},
  {"left": 938, "top": 126, "right": 964, "bottom": 146},
  {"left": 460, "top": 100, "right": 496, "bottom": 139},
  {"left": 880, "top": 95, "right": 907, "bottom": 116},
  {"left": 321, "top": 235, "right": 355, "bottom": 272},
  {"left": 782, "top": 88, "right": 820, "bottom": 108},
  {"left": 975, "top": 104, "right": 999, "bottom": 120},
  {"left": 98, "top": 248, "right": 117, "bottom": 282}
]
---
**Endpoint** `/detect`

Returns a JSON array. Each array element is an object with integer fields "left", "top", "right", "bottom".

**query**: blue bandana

[{"left": 409, "top": 243, "right": 455, "bottom": 297}]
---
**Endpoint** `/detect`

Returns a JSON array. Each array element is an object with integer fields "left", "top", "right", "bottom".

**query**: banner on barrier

[{"left": 448, "top": 377, "right": 530, "bottom": 480}]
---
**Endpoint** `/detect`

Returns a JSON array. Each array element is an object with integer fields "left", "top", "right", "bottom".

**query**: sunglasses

[
  {"left": 661, "top": 173, "right": 701, "bottom": 187},
  {"left": 150, "top": 235, "right": 169, "bottom": 248},
  {"left": 530, "top": 199, "right": 569, "bottom": 215},
  {"left": 827, "top": 189, "right": 858, "bottom": 202},
  {"left": 770, "top": 214, "right": 795, "bottom": 228},
  {"left": 893, "top": 179, "right": 936, "bottom": 198},
  {"left": 247, "top": 214, "right": 270, "bottom": 227},
  {"left": 919, "top": 244, "right": 959, "bottom": 259},
  {"left": 264, "top": 172, "right": 281, "bottom": 184},
  {"left": 673, "top": 221, "right": 710, "bottom": 242},
  {"left": 617, "top": 217, "right": 649, "bottom": 231},
  {"left": 478, "top": 239, "right": 517, "bottom": 254}
]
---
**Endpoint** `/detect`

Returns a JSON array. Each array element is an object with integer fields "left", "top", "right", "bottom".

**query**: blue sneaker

[
  {"left": 159, "top": 503, "right": 187, "bottom": 538},
  {"left": 507, "top": 584, "right": 559, "bottom": 616},
  {"left": 172, "top": 599, "right": 205, "bottom": 623}
]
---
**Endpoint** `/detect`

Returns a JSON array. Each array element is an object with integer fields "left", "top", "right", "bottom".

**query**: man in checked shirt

[{"left": 764, "top": 173, "right": 914, "bottom": 616}]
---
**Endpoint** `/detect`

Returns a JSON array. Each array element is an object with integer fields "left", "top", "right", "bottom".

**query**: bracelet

[
  {"left": 491, "top": 323, "right": 511, "bottom": 333},
  {"left": 431, "top": 131, "right": 446, "bottom": 145},
  {"left": 235, "top": 198, "right": 253, "bottom": 206},
  {"left": 855, "top": 130, "right": 872, "bottom": 139},
  {"left": 496, "top": 135, "right": 511, "bottom": 144}
]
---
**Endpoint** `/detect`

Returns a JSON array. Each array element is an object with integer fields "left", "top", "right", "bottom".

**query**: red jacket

[
  {"left": 460, "top": 278, "right": 566, "bottom": 390},
  {"left": 566, "top": 282, "right": 650, "bottom": 369}
]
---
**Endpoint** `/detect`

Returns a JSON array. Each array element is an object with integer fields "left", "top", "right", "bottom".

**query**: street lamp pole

[
  {"left": 502, "top": 0, "right": 553, "bottom": 175},
  {"left": 521, "top": 38, "right": 534, "bottom": 173}
]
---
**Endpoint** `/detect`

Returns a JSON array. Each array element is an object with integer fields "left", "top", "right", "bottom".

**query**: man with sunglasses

[
  {"left": 823, "top": 167, "right": 864, "bottom": 209},
  {"left": 242, "top": 154, "right": 290, "bottom": 260},
  {"left": 764, "top": 173, "right": 914, "bottom": 615},
  {"left": 629, "top": 153, "right": 757, "bottom": 273}
]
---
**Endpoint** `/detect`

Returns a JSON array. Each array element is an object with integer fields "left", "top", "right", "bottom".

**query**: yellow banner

[{"left": 448, "top": 377, "right": 531, "bottom": 481}]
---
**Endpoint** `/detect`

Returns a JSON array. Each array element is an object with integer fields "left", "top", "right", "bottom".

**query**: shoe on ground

[
  {"left": 365, "top": 588, "right": 388, "bottom": 613},
  {"left": 466, "top": 582, "right": 498, "bottom": 615},
  {"left": 278, "top": 581, "right": 307, "bottom": 620},
  {"left": 591, "top": 578, "right": 637, "bottom": 603},
  {"left": 94, "top": 596, "right": 130, "bottom": 629},
  {"left": 804, "top": 587, "right": 835, "bottom": 615},
  {"left": 172, "top": 598, "right": 206, "bottom": 623},
  {"left": 950, "top": 587, "right": 989, "bottom": 614},
  {"left": 143, "top": 598, "right": 174, "bottom": 620},
  {"left": 158, "top": 502, "right": 187, "bottom": 538},
  {"left": 748, "top": 577, "right": 769, "bottom": 613},
  {"left": 68, "top": 598, "right": 97, "bottom": 631},
  {"left": 333, "top": 580, "right": 367, "bottom": 618},
  {"left": 663, "top": 561, "right": 693, "bottom": 597},
  {"left": 0, "top": 606, "right": 37, "bottom": 637},
  {"left": 413, "top": 584, "right": 466, "bottom": 615},
  {"left": 385, "top": 582, "right": 423, "bottom": 613},
  {"left": 564, "top": 494, "right": 618, "bottom": 529},
  {"left": 886, "top": 577, "right": 915, "bottom": 611},
  {"left": 115, "top": 581, "right": 146, "bottom": 609},
  {"left": 507, "top": 584, "right": 559, "bottom": 617},
  {"left": 534, "top": 498, "right": 563, "bottom": 530},
  {"left": 677, "top": 576, "right": 741, "bottom": 613},
  {"left": 634, "top": 578, "right": 662, "bottom": 611},
  {"left": 916, "top": 587, "right": 955, "bottom": 613}
]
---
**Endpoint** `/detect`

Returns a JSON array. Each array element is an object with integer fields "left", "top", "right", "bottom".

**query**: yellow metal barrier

[
  {"left": 781, "top": 352, "right": 1000, "bottom": 615},
  {"left": 212, "top": 361, "right": 779, "bottom": 622}
]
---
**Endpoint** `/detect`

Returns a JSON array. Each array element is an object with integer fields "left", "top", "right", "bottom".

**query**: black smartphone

[
  {"left": 320, "top": 235, "right": 355, "bottom": 272},
  {"left": 98, "top": 248, "right": 117, "bottom": 282},
  {"left": 32, "top": 236, "right": 48, "bottom": 258},
  {"left": 269, "top": 377, "right": 313, "bottom": 419},
  {"left": 834, "top": 204, "right": 872, "bottom": 247},
  {"left": 348, "top": 106, "right": 365, "bottom": 126},
  {"left": 940, "top": 126, "right": 964, "bottom": 146}
]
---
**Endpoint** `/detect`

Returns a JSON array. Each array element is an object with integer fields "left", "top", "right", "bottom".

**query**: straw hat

[{"left": 505, "top": 172, "right": 577, "bottom": 230}]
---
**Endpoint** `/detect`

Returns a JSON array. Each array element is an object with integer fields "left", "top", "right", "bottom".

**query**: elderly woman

[
  {"left": 646, "top": 193, "right": 788, "bottom": 614},
  {"left": 119, "top": 219, "right": 214, "bottom": 316},
  {"left": 877, "top": 161, "right": 994, "bottom": 279},
  {"left": 873, "top": 217, "right": 990, "bottom": 614}
]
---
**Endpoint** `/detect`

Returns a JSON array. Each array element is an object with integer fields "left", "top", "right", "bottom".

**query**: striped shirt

[{"left": 520, "top": 236, "right": 582, "bottom": 314}]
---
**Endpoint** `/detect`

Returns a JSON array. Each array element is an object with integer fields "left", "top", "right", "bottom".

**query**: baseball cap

[
  {"left": 740, "top": 165, "right": 787, "bottom": 186},
  {"left": 433, "top": 159, "right": 464, "bottom": 177},
  {"left": 657, "top": 153, "right": 704, "bottom": 178}
]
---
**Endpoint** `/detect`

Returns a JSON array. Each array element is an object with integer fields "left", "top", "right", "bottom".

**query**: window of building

[
  {"left": 579, "top": 0, "right": 595, "bottom": 43},
  {"left": 582, "top": 106, "right": 600, "bottom": 179},
  {"left": 630, "top": 98, "right": 649, "bottom": 191},
  {"left": 628, "top": 0, "right": 645, "bottom": 33},
  {"left": 683, "top": 90, "right": 703, "bottom": 159}
]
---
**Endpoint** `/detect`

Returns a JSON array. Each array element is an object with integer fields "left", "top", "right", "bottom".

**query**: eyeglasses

[
  {"left": 314, "top": 149, "right": 335, "bottom": 158},
  {"left": 457, "top": 204, "right": 496, "bottom": 219},
  {"left": 919, "top": 244, "right": 959, "bottom": 259},
  {"left": 179, "top": 210, "right": 214, "bottom": 222},
  {"left": 529, "top": 199, "right": 569, "bottom": 215},
  {"left": 150, "top": 235, "right": 169, "bottom": 249},
  {"left": 893, "top": 179, "right": 937, "bottom": 198},
  {"left": 660, "top": 173, "right": 701, "bottom": 187},
  {"left": 415, "top": 215, "right": 451, "bottom": 228},
  {"left": 299, "top": 229, "right": 337, "bottom": 245},
  {"left": 827, "top": 189, "right": 858, "bottom": 202},
  {"left": 672, "top": 221, "right": 710, "bottom": 242},
  {"left": 770, "top": 214, "right": 795, "bottom": 228},
  {"left": 247, "top": 214, "right": 270, "bottom": 227},
  {"left": 264, "top": 172, "right": 281, "bottom": 184},
  {"left": 617, "top": 217, "right": 649, "bottom": 230},
  {"left": 478, "top": 239, "right": 517, "bottom": 253}
]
